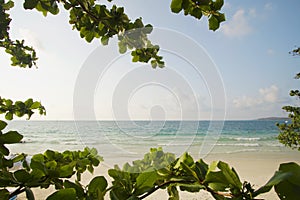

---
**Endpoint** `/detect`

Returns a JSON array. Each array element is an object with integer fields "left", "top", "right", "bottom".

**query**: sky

[{"left": 1, "top": 0, "right": 300, "bottom": 120}]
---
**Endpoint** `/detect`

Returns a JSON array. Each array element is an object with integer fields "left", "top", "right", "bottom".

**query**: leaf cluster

[
  {"left": 0, "top": 97, "right": 46, "bottom": 120},
  {"left": 22, "top": 0, "right": 165, "bottom": 68},
  {"left": 277, "top": 48, "right": 300, "bottom": 150},
  {"left": 103, "top": 148, "right": 300, "bottom": 200},
  {"left": 1, "top": 0, "right": 226, "bottom": 69},
  {"left": 0, "top": 1, "right": 38, "bottom": 68},
  {"left": 170, "top": 0, "right": 225, "bottom": 31}
]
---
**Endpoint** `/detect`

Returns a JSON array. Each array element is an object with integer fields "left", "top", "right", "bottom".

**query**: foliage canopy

[{"left": 0, "top": 0, "right": 300, "bottom": 199}]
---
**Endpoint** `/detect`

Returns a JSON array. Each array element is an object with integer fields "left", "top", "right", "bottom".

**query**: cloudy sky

[{"left": 1, "top": 0, "right": 300, "bottom": 120}]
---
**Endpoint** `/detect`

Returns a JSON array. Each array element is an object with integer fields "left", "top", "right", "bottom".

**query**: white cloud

[
  {"left": 233, "top": 85, "right": 279, "bottom": 108},
  {"left": 264, "top": 3, "right": 273, "bottom": 10},
  {"left": 259, "top": 85, "right": 278, "bottom": 103},
  {"left": 18, "top": 28, "right": 44, "bottom": 51},
  {"left": 221, "top": 9, "right": 253, "bottom": 37}
]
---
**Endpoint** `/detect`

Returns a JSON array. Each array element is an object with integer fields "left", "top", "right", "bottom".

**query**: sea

[{"left": 6, "top": 120, "right": 290, "bottom": 166}]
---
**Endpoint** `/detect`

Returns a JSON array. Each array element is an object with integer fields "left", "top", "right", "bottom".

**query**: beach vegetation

[
  {"left": 277, "top": 47, "right": 300, "bottom": 150},
  {"left": 0, "top": 0, "right": 300, "bottom": 199}
]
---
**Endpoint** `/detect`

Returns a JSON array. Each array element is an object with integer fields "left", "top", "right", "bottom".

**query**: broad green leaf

[
  {"left": 170, "top": 0, "right": 183, "bottom": 13},
  {"left": 25, "top": 187, "right": 35, "bottom": 200},
  {"left": 213, "top": 0, "right": 224, "bottom": 10},
  {"left": 85, "top": 31, "right": 95, "bottom": 43},
  {"left": 0, "top": 189, "right": 10, "bottom": 200},
  {"left": 59, "top": 164, "right": 74, "bottom": 178},
  {"left": 278, "top": 162, "right": 300, "bottom": 186},
  {"left": 5, "top": 112, "right": 13, "bottom": 120},
  {"left": 14, "top": 169, "right": 32, "bottom": 183},
  {"left": 64, "top": 180, "right": 85, "bottom": 198},
  {"left": 174, "top": 152, "right": 194, "bottom": 169},
  {"left": 194, "top": 159, "right": 208, "bottom": 181},
  {"left": 180, "top": 162, "right": 199, "bottom": 181},
  {"left": 23, "top": 0, "right": 38, "bottom": 9},
  {"left": 30, "top": 102, "right": 41, "bottom": 109},
  {"left": 0, "top": 131, "right": 23, "bottom": 144},
  {"left": 0, "top": 120, "right": 7, "bottom": 131},
  {"left": 217, "top": 161, "right": 242, "bottom": 189},
  {"left": 253, "top": 171, "right": 292, "bottom": 196},
  {"left": 46, "top": 188, "right": 76, "bottom": 200},
  {"left": 0, "top": 144, "right": 9, "bottom": 156},
  {"left": 208, "top": 15, "right": 219, "bottom": 31},
  {"left": 88, "top": 176, "right": 107, "bottom": 194},
  {"left": 275, "top": 162, "right": 300, "bottom": 199},
  {"left": 12, "top": 154, "right": 26, "bottom": 163},
  {"left": 2, "top": 1, "right": 14, "bottom": 10},
  {"left": 216, "top": 13, "right": 226, "bottom": 23},
  {"left": 110, "top": 188, "right": 129, "bottom": 200},
  {"left": 190, "top": 7, "right": 203, "bottom": 19},
  {"left": 275, "top": 179, "right": 300, "bottom": 199},
  {"left": 101, "top": 36, "right": 109, "bottom": 45},
  {"left": 134, "top": 171, "right": 157, "bottom": 195}
]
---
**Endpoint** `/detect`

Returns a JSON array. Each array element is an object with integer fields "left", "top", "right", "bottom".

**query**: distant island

[{"left": 256, "top": 117, "right": 290, "bottom": 121}]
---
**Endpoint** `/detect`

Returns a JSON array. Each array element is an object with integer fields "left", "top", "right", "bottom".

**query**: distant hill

[{"left": 256, "top": 117, "right": 290, "bottom": 121}]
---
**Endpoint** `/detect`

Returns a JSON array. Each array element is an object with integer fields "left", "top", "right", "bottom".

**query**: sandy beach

[{"left": 16, "top": 150, "right": 300, "bottom": 200}]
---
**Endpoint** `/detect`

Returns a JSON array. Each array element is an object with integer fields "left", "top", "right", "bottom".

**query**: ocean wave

[
  {"left": 225, "top": 149, "right": 258, "bottom": 154},
  {"left": 216, "top": 143, "right": 260, "bottom": 147},
  {"left": 234, "top": 137, "right": 261, "bottom": 141}
]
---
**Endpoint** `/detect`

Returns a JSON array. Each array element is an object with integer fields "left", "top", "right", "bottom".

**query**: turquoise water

[{"left": 6, "top": 120, "right": 288, "bottom": 165}]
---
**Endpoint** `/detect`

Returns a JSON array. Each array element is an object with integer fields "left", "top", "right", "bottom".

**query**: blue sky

[{"left": 1, "top": 0, "right": 300, "bottom": 120}]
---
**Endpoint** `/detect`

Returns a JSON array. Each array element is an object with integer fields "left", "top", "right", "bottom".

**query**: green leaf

[
  {"left": 278, "top": 162, "right": 300, "bottom": 186},
  {"left": 59, "top": 164, "right": 74, "bottom": 178},
  {"left": 194, "top": 159, "right": 208, "bottom": 181},
  {"left": 23, "top": 0, "right": 38, "bottom": 10},
  {"left": 118, "top": 42, "right": 127, "bottom": 54},
  {"left": 275, "top": 179, "right": 300, "bottom": 199},
  {"left": 30, "top": 102, "right": 41, "bottom": 109},
  {"left": 170, "top": 0, "right": 183, "bottom": 13},
  {"left": 134, "top": 171, "right": 157, "bottom": 195},
  {"left": 275, "top": 162, "right": 300, "bottom": 199},
  {"left": 88, "top": 176, "right": 108, "bottom": 194},
  {"left": 0, "top": 120, "right": 7, "bottom": 131},
  {"left": 216, "top": 13, "right": 226, "bottom": 23},
  {"left": 5, "top": 112, "right": 13, "bottom": 120},
  {"left": 180, "top": 162, "right": 199, "bottom": 181},
  {"left": 0, "top": 189, "right": 10, "bottom": 200},
  {"left": 213, "top": 0, "right": 224, "bottom": 10},
  {"left": 14, "top": 169, "right": 32, "bottom": 183},
  {"left": 85, "top": 31, "right": 95, "bottom": 43},
  {"left": 46, "top": 188, "right": 76, "bottom": 200},
  {"left": 208, "top": 15, "right": 219, "bottom": 31},
  {"left": 190, "top": 7, "right": 203, "bottom": 19},
  {"left": 254, "top": 170, "right": 292, "bottom": 196},
  {"left": 0, "top": 131, "right": 23, "bottom": 144},
  {"left": 25, "top": 187, "right": 35, "bottom": 200},
  {"left": 217, "top": 161, "right": 242, "bottom": 189},
  {"left": 0, "top": 144, "right": 9, "bottom": 156},
  {"left": 2, "top": 1, "right": 14, "bottom": 10},
  {"left": 12, "top": 154, "right": 26, "bottom": 163},
  {"left": 101, "top": 36, "right": 109, "bottom": 45},
  {"left": 168, "top": 185, "right": 179, "bottom": 200},
  {"left": 64, "top": 180, "right": 85, "bottom": 198},
  {"left": 174, "top": 152, "right": 194, "bottom": 169}
]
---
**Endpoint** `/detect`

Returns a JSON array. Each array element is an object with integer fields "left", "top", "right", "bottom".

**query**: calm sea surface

[{"left": 6, "top": 120, "right": 289, "bottom": 165}]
